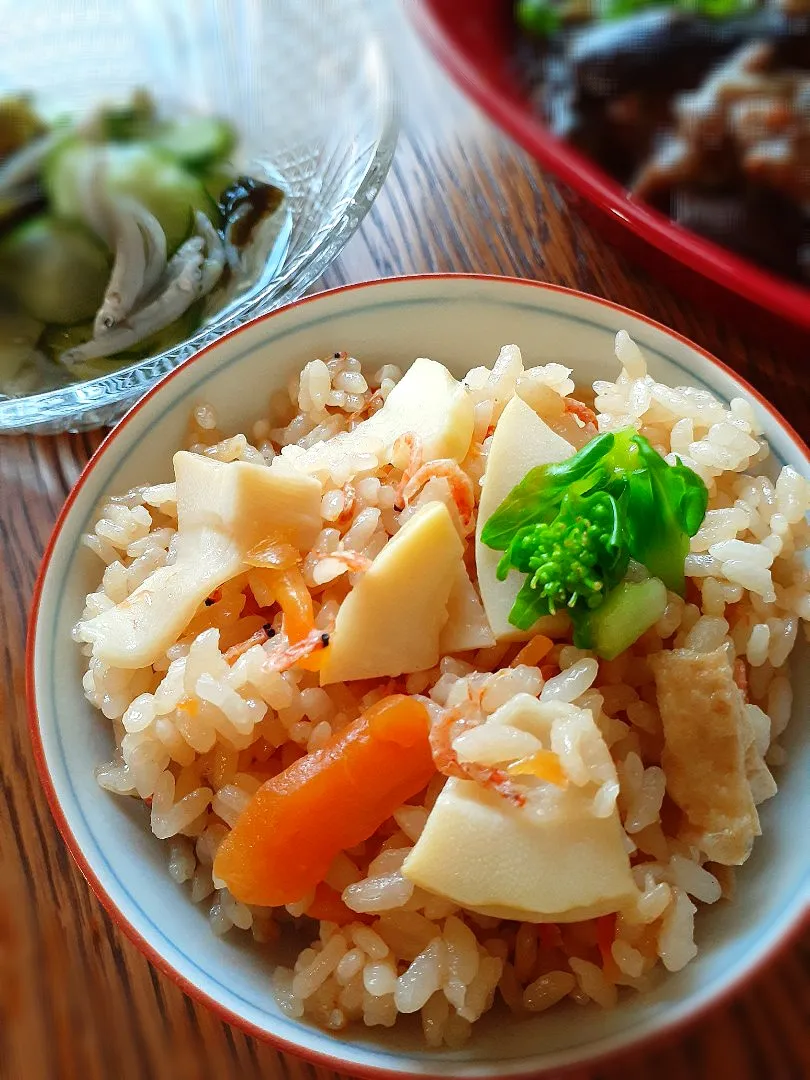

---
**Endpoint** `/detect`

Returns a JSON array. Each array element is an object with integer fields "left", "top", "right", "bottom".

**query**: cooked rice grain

[{"left": 75, "top": 337, "right": 809, "bottom": 1045}]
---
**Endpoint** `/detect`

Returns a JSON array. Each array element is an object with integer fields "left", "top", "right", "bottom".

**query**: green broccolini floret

[
  {"left": 515, "top": 515, "right": 605, "bottom": 597},
  {"left": 498, "top": 490, "right": 628, "bottom": 629},
  {"left": 481, "top": 427, "right": 708, "bottom": 649}
]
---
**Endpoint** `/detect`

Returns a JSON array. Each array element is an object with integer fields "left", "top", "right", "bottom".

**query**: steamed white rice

[{"left": 74, "top": 336, "right": 810, "bottom": 1045}]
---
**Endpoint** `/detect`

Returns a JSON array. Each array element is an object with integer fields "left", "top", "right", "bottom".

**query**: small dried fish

[
  {"left": 62, "top": 212, "right": 223, "bottom": 367},
  {"left": 93, "top": 198, "right": 148, "bottom": 336},
  {"left": 134, "top": 201, "right": 169, "bottom": 304},
  {"left": 193, "top": 210, "right": 226, "bottom": 294},
  {"left": 61, "top": 241, "right": 205, "bottom": 365}
]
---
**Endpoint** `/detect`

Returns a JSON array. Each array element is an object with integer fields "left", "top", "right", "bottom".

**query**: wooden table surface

[{"left": 2, "top": 5, "right": 808, "bottom": 1078}]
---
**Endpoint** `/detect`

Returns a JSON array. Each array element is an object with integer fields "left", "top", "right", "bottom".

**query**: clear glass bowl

[{"left": 0, "top": 0, "right": 397, "bottom": 434}]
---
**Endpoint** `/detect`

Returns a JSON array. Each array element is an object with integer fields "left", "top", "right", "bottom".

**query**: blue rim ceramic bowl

[{"left": 28, "top": 275, "right": 810, "bottom": 1077}]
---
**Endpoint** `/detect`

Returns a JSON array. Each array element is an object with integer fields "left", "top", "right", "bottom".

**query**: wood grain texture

[{"left": 1, "top": 4, "right": 808, "bottom": 1078}]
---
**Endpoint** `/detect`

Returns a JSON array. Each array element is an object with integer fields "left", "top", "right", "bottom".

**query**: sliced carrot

[
  {"left": 304, "top": 882, "right": 365, "bottom": 927},
  {"left": 246, "top": 566, "right": 323, "bottom": 670},
  {"left": 213, "top": 695, "right": 435, "bottom": 907},
  {"left": 267, "top": 566, "right": 314, "bottom": 642},
  {"left": 267, "top": 566, "right": 326, "bottom": 671},
  {"left": 507, "top": 749, "right": 567, "bottom": 787},
  {"left": 510, "top": 635, "right": 554, "bottom": 669}
]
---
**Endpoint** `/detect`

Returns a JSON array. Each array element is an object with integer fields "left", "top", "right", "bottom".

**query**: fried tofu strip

[{"left": 651, "top": 647, "right": 767, "bottom": 865}]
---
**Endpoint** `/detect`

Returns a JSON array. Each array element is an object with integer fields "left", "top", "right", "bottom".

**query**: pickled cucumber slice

[
  {"left": 155, "top": 116, "right": 236, "bottom": 170},
  {"left": 46, "top": 141, "right": 214, "bottom": 253},
  {"left": 0, "top": 215, "right": 110, "bottom": 325}
]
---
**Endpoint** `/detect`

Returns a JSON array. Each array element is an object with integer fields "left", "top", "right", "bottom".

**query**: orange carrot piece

[
  {"left": 245, "top": 566, "right": 314, "bottom": 638},
  {"left": 510, "top": 635, "right": 554, "bottom": 669},
  {"left": 265, "top": 566, "right": 325, "bottom": 671},
  {"left": 507, "top": 749, "right": 567, "bottom": 787},
  {"left": 268, "top": 567, "right": 314, "bottom": 642},
  {"left": 213, "top": 695, "right": 435, "bottom": 907},
  {"left": 304, "top": 883, "right": 365, "bottom": 927}
]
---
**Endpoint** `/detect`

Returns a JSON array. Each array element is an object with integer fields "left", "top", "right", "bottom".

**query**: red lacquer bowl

[{"left": 411, "top": 0, "right": 810, "bottom": 344}]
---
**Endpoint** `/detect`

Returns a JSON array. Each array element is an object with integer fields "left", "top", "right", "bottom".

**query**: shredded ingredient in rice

[{"left": 76, "top": 333, "right": 809, "bottom": 1046}]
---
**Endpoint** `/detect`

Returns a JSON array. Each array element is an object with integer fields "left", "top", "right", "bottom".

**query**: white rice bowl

[{"left": 29, "top": 277, "right": 810, "bottom": 1078}]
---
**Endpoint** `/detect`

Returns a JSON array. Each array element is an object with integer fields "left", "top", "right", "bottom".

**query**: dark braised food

[{"left": 514, "top": 1, "right": 810, "bottom": 284}]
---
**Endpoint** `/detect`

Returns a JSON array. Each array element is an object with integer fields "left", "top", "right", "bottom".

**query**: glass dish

[{"left": 0, "top": 0, "right": 397, "bottom": 434}]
